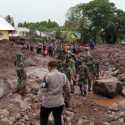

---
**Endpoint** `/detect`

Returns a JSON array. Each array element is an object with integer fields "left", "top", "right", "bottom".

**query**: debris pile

[
  {"left": 93, "top": 44, "right": 125, "bottom": 81},
  {"left": 0, "top": 41, "right": 125, "bottom": 124}
]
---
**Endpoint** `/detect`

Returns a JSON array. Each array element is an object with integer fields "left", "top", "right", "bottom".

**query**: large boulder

[{"left": 93, "top": 78, "right": 122, "bottom": 98}]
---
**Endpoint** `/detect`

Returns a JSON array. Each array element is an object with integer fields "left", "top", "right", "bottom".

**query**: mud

[{"left": 0, "top": 41, "right": 125, "bottom": 124}]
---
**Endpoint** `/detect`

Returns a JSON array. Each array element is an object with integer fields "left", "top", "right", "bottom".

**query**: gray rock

[
  {"left": 93, "top": 78, "right": 122, "bottom": 98},
  {"left": 15, "top": 113, "right": 21, "bottom": 120},
  {"left": 109, "top": 103, "right": 119, "bottom": 111},
  {"left": 24, "top": 58, "right": 36, "bottom": 67},
  {"left": 121, "top": 88, "right": 125, "bottom": 96},
  {"left": 0, "top": 109, "right": 10, "bottom": 118},
  {"left": 0, "top": 117, "right": 11, "bottom": 125},
  {"left": 9, "top": 117, "right": 16, "bottom": 123},
  {"left": 104, "top": 122, "right": 111, "bottom": 125},
  {"left": 118, "top": 100, "right": 125, "bottom": 109},
  {"left": 77, "top": 119, "right": 84, "bottom": 125},
  {"left": 118, "top": 118, "right": 124, "bottom": 123},
  {"left": 118, "top": 112, "right": 125, "bottom": 117}
]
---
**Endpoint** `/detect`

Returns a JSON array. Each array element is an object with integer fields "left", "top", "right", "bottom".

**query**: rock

[
  {"left": 118, "top": 100, "right": 125, "bottom": 109},
  {"left": 24, "top": 58, "right": 36, "bottom": 67},
  {"left": 77, "top": 119, "right": 84, "bottom": 125},
  {"left": 90, "top": 122, "right": 95, "bottom": 125},
  {"left": 93, "top": 78, "right": 122, "bottom": 98},
  {"left": 9, "top": 117, "right": 16, "bottom": 123},
  {"left": 109, "top": 103, "right": 119, "bottom": 111},
  {"left": 121, "top": 88, "right": 125, "bottom": 96},
  {"left": 24, "top": 97, "right": 32, "bottom": 103},
  {"left": 0, "top": 79, "right": 11, "bottom": 98},
  {"left": 119, "top": 118, "right": 124, "bottom": 123},
  {"left": 0, "top": 109, "right": 10, "bottom": 118},
  {"left": 29, "top": 82, "right": 40, "bottom": 95},
  {"left": 24, "top": 115, "right": 29, "bottom": 121},
  {"left": 15, "top": 113, "right": 21, "bottom": 120},
  {"left": 119, "top": 74, "right": 125, "bottom": 81},
  {"left": 0, "top": 117, "right": 11, "bottom": 125},
  {"left": 11, "top": 94, "right": 31, "bottom": 111},
  {"left": 118, "top": 112, "right": 125, "bottom": 117},
  {"left": 64, "top": 110, "right": 74, "bottom": 121},
  {"left": 83, "top": 119, "right": 92, "bottom": 124},
  {"left": 7, "top": 79, "right": 17, "bottom": 90},
  {"left": 111, "top": 69, "right": 119, "bottom": 77},
  {"left": 77, "top": 119, "right": 95, "bottom": 125},
  {"left": 104, "top": 122, "right": 111, "bottom": 125}
]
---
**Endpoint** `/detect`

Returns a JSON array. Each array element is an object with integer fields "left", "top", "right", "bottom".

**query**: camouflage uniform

[
  {"left": 64, "top": 61, "right": 74, "bottom": 93},
  {"left": 69, "top": 58, "right": 77, "bottom": 93},
  {"left": 57, "top": 61, "right": 66, "bottom": 73},
  {"left": 65, "top": 64, "right": 71, "bottom": 80},
  {"left": 64, "top": 52, "right": 73, "bottom": 63},
  {"left": 57, "top": 49, "right": 65, "bottom": 60},
  {"left": 93, "top": 60, "right": 99, "bottom": 80},
  {"left": 78, "top": 63, "right": 89, "bottom": 96},
  {"left": 63, "top": 76, "right": 71, "bottom": 107},
  {"left": 86, "top": 56, "right": 95, "bottom": 91},
  {"left": 15, "top": 53, "right": 27, "bottom": 92}
]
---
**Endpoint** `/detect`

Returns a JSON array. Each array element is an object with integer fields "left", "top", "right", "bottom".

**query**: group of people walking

[
  {"left": 39, "top": 46, "right": 100, "bottom": 125},
  {"left": 15, "top": 41, "right": 99, "bottom": 125},
  {"left": 57, "top": 46, "right": 99, "bottom": 96}
]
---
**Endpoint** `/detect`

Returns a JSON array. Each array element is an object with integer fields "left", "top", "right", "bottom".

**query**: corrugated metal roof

[{"left": 0, "top": 17, "right": 15, "bottom": 31}]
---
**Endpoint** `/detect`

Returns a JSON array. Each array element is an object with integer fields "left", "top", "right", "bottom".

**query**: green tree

[
  {"left": 65, "top": 5, "right": 91, "bottom": 42},
  {"left": 65, "top": 0, "right": 125, "bottom": 43},
  {"left": 105, "top": 22, "right": 117, "bottom": 44},
  {"left": 19, "top": 19, "right": 60, "bottom": 32},
  {"left": 5, "top": 15, "right": 15, "bottom": 26}
]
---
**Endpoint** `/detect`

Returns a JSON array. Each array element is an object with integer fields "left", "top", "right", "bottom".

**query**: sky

[{"left": 0, "top": 0, "right": 125, "bottom": 26}]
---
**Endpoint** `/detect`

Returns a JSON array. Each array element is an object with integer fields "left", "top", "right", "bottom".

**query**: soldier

[
  {"left": 57, "top": 48, "right": 65, "bottom": 60},
  {"left": 93, "top": 60, "right": 100, "bottom": 80},
  {"left": 75, "top": 55, "right": 81, "bottom": 74},
  {"left": 15, "top": 52, "right": 27, "bottom": 93},
  {"left": 57, "top": 60, "right": 66, "bottom": 73},
  {"left": 64, "top": 50, "right": 73, "bottom": 63},
  {"left": 64, "top": 59, "right": 74, "bottom": 93},
  {"left": 78, "top": 59, "right": 89, "bottom": 96},
  {"left": 69, "top": 58, "right": 77, "bottom": 93},
  {"left": 86, "top": 56, "right": 95, "bottom": 91}
]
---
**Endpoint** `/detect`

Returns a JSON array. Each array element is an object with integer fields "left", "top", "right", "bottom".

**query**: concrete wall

[{"left": 0, "top": 30, "right": 9, "bottom": 40}]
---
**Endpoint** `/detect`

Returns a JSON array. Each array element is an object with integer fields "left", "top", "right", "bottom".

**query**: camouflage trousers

[
  {"left": 79, "top": 81, "right": 88, "bottom": 96},
  {"left": 70, "top": 79, "right": 75, "bottom": 94},
  {"left": 88, "top": 77, "right": 95, "bottom": 92},
  {"left": 79, "top": 83, "right": 87, "bottom": 96},
  {"left": 16, "top": 69, "right": 27, "bottom": 91}
]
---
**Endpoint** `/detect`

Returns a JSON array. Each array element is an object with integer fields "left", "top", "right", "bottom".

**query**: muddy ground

[{"left": 0, "top": 41, "right": 125, "bottom": 125}]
